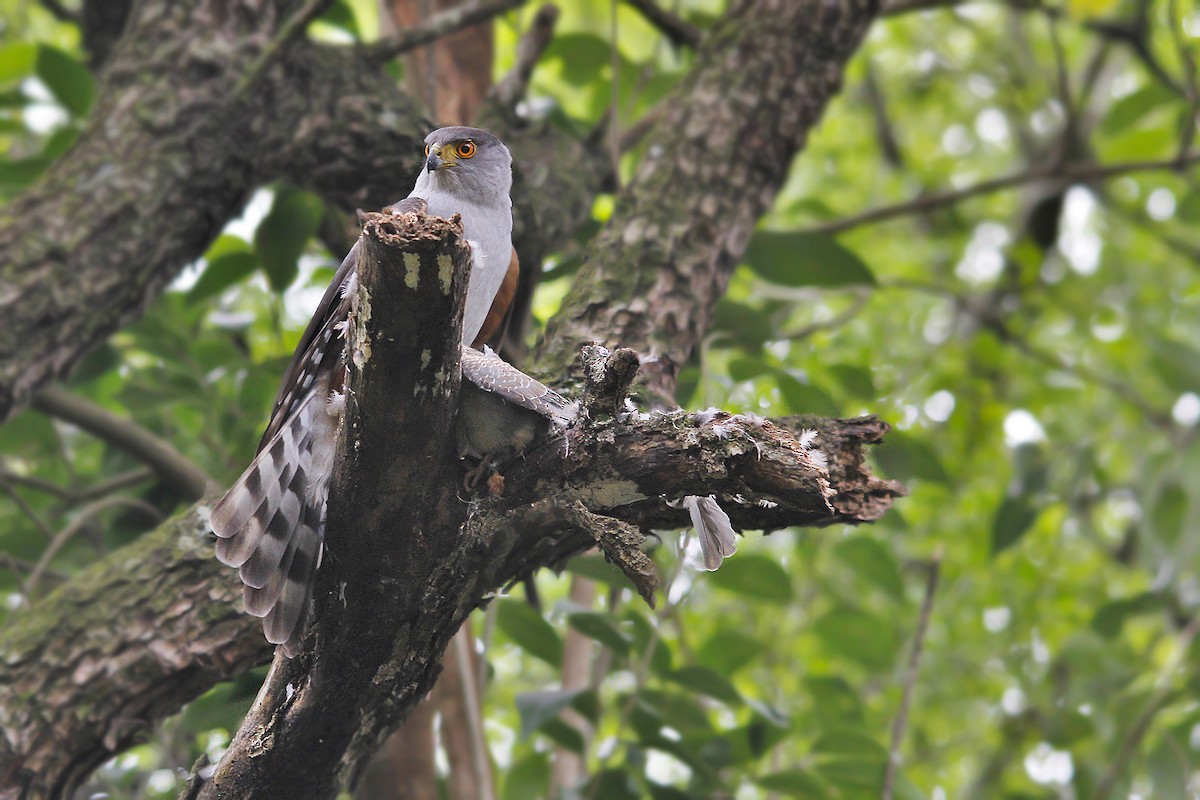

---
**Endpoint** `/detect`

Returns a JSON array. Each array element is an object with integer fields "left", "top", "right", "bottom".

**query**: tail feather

[
  {"left": 266, "top": 522, "right": 322, "bottom": 648},
  {"left": 212, "top": 395, "right": 316, "bottom": 568},
  {"left": 243, "top": 523, "right": 301, "bottom": 617},
  {"left": 244, "top": 470, "right": 328, "bottom": 618},
  {"left": 281, "top": 567, "right": 317, "bottom": 658},
  {"left": 210, "top": 372, "right": 338, "bottom": 655},
  {"left": 686, "top": 496, "right": 738, "bottom": 571},
  {"left": 238, "top": 475, "right": 306, "bottom": 589}
]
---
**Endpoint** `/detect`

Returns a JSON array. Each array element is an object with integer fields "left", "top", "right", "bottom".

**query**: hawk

[
  {"left": 210, "top": 127, "right": 531, "bottom": 655},
  {"left": 209, "top": 126, "right": 737, "bottom": 656}
]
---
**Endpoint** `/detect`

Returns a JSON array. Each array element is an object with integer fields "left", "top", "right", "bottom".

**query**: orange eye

[
  {"left": 424, "top": 145, "right": 430, "bottom": 156},
  {"left": 456, "top": 141, "right": 477, "bottom": 158}
]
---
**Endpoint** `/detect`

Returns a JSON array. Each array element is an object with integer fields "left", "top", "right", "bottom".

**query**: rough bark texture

[
  {"left": 537, "top": 0, "right": 879, "bottom": 401},
  {"left": 0, "top": 501, "right": 271, "bottom": 799},
  {"left": 0, "top": 0, "right": 885, "bottom": 796}
]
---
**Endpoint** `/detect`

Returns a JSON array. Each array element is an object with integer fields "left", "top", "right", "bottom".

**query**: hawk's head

[{"left": 421, "top": 126, "right": 512, "bottom": 200}]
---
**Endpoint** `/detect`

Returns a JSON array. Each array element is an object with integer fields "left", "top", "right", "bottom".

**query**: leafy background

[{"left": 1, "top": 0, "right": 1198, "bottom": 798}]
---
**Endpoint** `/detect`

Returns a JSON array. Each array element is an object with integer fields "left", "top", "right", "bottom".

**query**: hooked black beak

[{"left": 425, "top": 153, "right": 442, "bottom": 173}]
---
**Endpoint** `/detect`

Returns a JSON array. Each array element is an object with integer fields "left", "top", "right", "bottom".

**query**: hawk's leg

[
  {"left": 462, "top": 458, "right": 492, "bottom": 492},
  {"left": 461, "top": 458, "right": 507, "bottom": 497}
]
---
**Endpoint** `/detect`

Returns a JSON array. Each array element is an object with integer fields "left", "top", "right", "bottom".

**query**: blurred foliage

[{"left": 2, "top": 0, "right": 1199, "bottom": 798}]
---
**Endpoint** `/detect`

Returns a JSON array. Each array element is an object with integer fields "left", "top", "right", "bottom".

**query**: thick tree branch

[
  {"left": 0, "top": 503, "right": 271, "bottom": 799},
  {"left": 196, "top": 217, "right": 891, "bottom": 799},
  {"left": 536, "top": 0, "right": 880, "bottom": 402}
]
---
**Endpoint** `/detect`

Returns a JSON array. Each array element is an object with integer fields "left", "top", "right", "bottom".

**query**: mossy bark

[{"left": 0, "top": 500, "right": 269, "bottom": 799}]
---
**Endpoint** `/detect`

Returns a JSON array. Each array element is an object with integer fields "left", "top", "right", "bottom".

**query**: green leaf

[
  {"left": 815, "top": 756, "right": 886, "bottom": 792},
  {"left": 647, "top": 783, "right": 692, "bottom": 800},
  {"left": 667, "top": 666, "right": 742, "bottom": 705},
  {"left": 1146, "top": 733, "right": 1189, "bottom": 798},
  {"left": 774, "top": 372, "right": 840, "bottom": 416},
  {"left": 0, "top": 156, "right": 52, "bottom": 188},
  {"left": 67, "top": 343, "right": 121, "bottom": 385},
  {"left": 540, "top": 717, "right": 586, "bottom": 753},
  {"left": 697, "top": 630, "right": 765, "bottom": 675},
  {"left": 744, "top": 231, "right": 876, "bottom": 288},
  {"left": 783, "top": 195, "right": 838, "bottom": 220},
  {"left": 624, "top": 609, "right": 673, "bottom": 675},
  {"left": 1149, "top": 337, "right": 1200, "bottom": 393},
  {"left": 990, "top": 495, "right": 1040, "bottom": 556},
  {"left": 543, "top": 33, "right": 634, "bottom": 87},
  {"left": 585, "top": 770, "right": 641, "bottom": 800},
  {"left": 872, "top": 430, "right": 949, "bottom": 484},
  {"left": 1177, "top": 191, "right": 1200, "bottom": 223},
  {"left": 503, "top": 753, "right": 550, "bottom": 800},
  {"left": 811, "top": 727, "right": 889, "bottom": 758},
  {"left": 707, "top": 553, "right": 794, "bottom": 603},
  {"left": 812, "top": 606, "right": 898, "bottom": 670},
  {"left": 834, "top": 536, "right": 905, "bottom": 600},
  {"left": 757, "top": 770, "right": 830, "bottom": 797},
  {"left": 827, "top": 363, "right": 876, "bottom": 400},
  {"left": 1046, "top": 707, "right": 1097, "bottom": 747},
  {"left": 35, "top": 45, "right": 93, "bottom": 116},
  {"left": 1151, "top": 482, "right": 1188, "bottom": 546},
  {"left": 496, "top": 598, "right": 562, "bottom": 667},
  {"left": 638, "top": 690, "right": 712, "bottom": 732},
  {"left": 728, "top": 356, "right": 771, "bottom": 382},
  {"left": 255, "top": 187, "right": 324, "bottom": 292},
  {"left": 186, "top": 252, "right": 259, "bottom": 304},
  {"left": 1091, "top": 592, "right": 1163, "bottom": 639},
  {"left": 711, "top": 297, "right": 781, "bottom": 349},
  {"left": 805, "top": 675, "right": 864, "bottom": 726},
  {"left": 318, "top": 0, "right": 361, "bottom": 35},
  {"left": 42, "top": 127, "right": 78, "bottom": 160},
  {"left": 565, "top": 553, "right": 636, "bottom": 592},
  {"left": 1100, "top": 84, "right": 1178, "bottom": 135},
  {"left": 515, "top": 689, "right": 583, "bottom": 738},
  {"left": 567, "top": 611, "right": 631, "bottom": 656},
  {"left": 742, "top": 706, "right": 793, "bottom": 758},
  {"left": 0, "top": 43, "right": 36, "bottom": 85}
]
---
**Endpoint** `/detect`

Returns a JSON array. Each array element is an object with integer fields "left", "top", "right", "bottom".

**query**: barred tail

[{"left": 211, "top": 378, "right": 338, "bottom": 654}]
